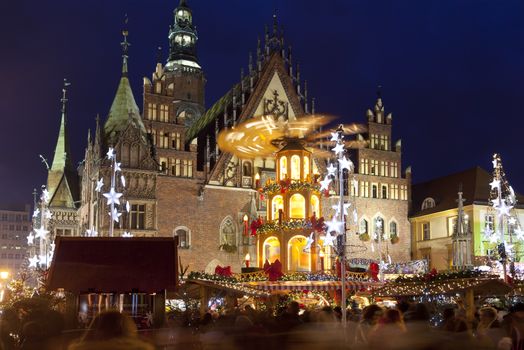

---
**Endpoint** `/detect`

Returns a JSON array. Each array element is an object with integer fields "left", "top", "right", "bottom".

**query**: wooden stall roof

[
  {"left": 374, "top": 278, "right": 512, "bottom": 297},
  {"left": 47, "top": 237, "right": 178, "bottom": 294},
  {"left": 186, "top": 279, "right": 271, "bottom": 297}
]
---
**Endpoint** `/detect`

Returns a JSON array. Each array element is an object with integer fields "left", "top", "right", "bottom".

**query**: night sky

[{"left": 1, "top": 1, "right": 523, "bottom": 206}]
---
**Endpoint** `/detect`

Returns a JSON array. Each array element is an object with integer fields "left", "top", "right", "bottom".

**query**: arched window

[
  {"left": 310, "top": 195, "right": 320, "bottom": 218},
  {"left": 421, "top": 197, "right": 436, "bottom": 210},
  {"left": 289, "top": 194, "right": 306, "bottom": 219},
  {"left": 263, "top": 236, "right": 280, "bottom": 263},
  {"left": 390, "top": 221, "right": 398, "bottom": 237},
  {"left": 359, "top": 219, "right": 368, "bottom": 234},
  {"left": 174, "top": 226, "right": 190, "bottom": 249},
  {"left": 291, "top": 155, "right": 301, "bottom": 180},
  {"left": 372, "top": 185, "right": 378, "bottom": 198},
  {"left": 279, "top": 156, "right": 287, "bottom": 180},
  {"left": 220, "top": 217, "right": 236, "bottom": 246},
  {"left": 303, "top": 156, "right": 310, "bottom": 180},
  {"left": 288, "top": 235, "right": 310, "bottom": 271},
  {"left": 242, "top": 162, "right": 252, "bottom": 176},
  {"left": 271, "top": 196, "right": 284, "bottom": 221},
  {"left": 374, "top": 217, "right": 384, "bottom": 236}
]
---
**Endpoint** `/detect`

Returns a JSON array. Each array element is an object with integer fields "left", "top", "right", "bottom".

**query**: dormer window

[{"left": 421, "top": 197, "right": 436, "bottom": 210}]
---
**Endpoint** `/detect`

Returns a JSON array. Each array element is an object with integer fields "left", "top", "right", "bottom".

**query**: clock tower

[{"left": 142, "top": 0, "right": 205, "bottom": 178}]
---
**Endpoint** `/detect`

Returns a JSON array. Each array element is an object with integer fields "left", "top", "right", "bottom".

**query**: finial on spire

[
  {"left": 156, "top": 46, "right": 162, "bottom": 63},
  {"left": 377, "top": 84, "right": 382, "bottom": 99},
  {"left": 61, "top": 78, "right": 71, "bottom": 115},
  {"left": 272, "top": 10, "right": 278, "bottom": 35},
  {"left": 121, "top": 15, "right": 130, "bottom": 76}
]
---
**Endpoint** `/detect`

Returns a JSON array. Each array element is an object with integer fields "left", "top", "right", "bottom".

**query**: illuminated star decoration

[
  {"left": 496, "top": 201, "right": 513, "bottom": 217},
  {"left": 41, "top": 189, "right": 50, "bottom": 203},
  {"left": 122, "top": 231, "right": 133, "bottom": 238},
  {"left": 85, "top": 229, "right": 98, "bottom": 237},
  {"left": 332, "top": 143, "right": 345, "bottom": 155},
  {"left": 109, "top": 208, "right": 122, "bottom": 223},
  {"left": 492, "top": 157, "right": 498, "bottom": 168},
  {"left": 304, "top": 232, "right": 314, "bottom": 250},
  {"left": 332, "top": 203, "right": 351, "bottom": 217},
  {"left": 489, "top": 231, "right": 500, "bottom": 244},
  {"left": 319, "top": 176, "right": 332, "bottom": 191},
  {"left": 107, "top": 147, "right": 115, "bottom": 160},
  {"left": 509, "top": 217, "right": 517, "bottom": 225},
  {"left": 39, "top": 254, "right": 49, "bottom": 267},
  {"left": 379, "top": 260, "right": 389, "bottom": 271},
  {"left": 326, "top": 163, "right": 337, "bottom": 177},
  {"left": 34, "top": 226, "right": 49, "bottom": 240},
  {"left": 28, "top": 255, "right": 39, "bottom": 268},
  {"left": 114, "top": 162, "right": 122, "bottom": 172},
  {"left": 95, "top": 178, "right": 104, "bottom": 192},
  {"left": 338, "top": 156, "right": 353, "bottom": 171},
  {"left": 49, "top": 242, "right": 56, "bottom": 252},
  {"left": 515, "top": 228, "right": 524, "bottom": 241},
  {"left": 27, "top": 233, "right": 34, "bottom": 245},
  {"left": 146, "top": 311, "right": 154, "bottom": 327},
  {"left": 103, "top": 188, "right": 123, "bottom": 205},
  {"left": 43, "top": 209, "right": 53, "bottom": 220},
  {"left": 325, "top": 217, "right": 343, "bottom": 234},
  {"left": 489, "top": 179, "right": 500, "bottom": 190},
  {"left": 330, "top": 132, "right": 339, "bottom": 142},
  {"left": 32, "top": 208, "right": 40, "bottom": 218},
  {"left": 323, "top": 231, "right": 336, "bottom": 247},
  {"left": 121, "top": 175, "right": 126, "bottom": 188}
]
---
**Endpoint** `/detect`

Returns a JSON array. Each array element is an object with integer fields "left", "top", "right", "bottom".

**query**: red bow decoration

[
  {"left": 250, "top": 217, "right": 263, "bottom": 236},
  {"left": 310, "top": 214, "right": 325, "bottom": 232},
  {"left": 279, "top": 178, "right": 291, "bottom": 193},
  {"left": 214, "top": 265, "right": 232, "bottom": 277},
  {"left": 263, "top": 259, "right": 283, "bottom": 281},
  {"left": 369, "top": 262, "right": 379, "bottom": 282}
]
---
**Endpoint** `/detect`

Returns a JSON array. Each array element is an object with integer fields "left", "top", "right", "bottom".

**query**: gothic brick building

[{"left": 46, "top": 0, "right": 412, "bottom": 273}]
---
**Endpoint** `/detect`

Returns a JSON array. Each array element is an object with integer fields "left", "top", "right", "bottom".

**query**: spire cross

[
  {"left": 61, "top": 78, "right": 71, "bottom": 114},
  {"left": 121, "top": 16, "right": 131, "bottom": 76}
]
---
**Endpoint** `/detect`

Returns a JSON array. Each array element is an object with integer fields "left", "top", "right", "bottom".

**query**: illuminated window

[
  {"left": 174, "top": 227, "right": 190, "bottom": 248},
  {"left": 183, "top": 160, "right": 193, "bottom": 178},
  {"left": 289, "top": 194, "right": 306, "bottom": 219},
  {"left": 279, "top": 156, "right": 287, "bottom": 180},
  {"left": 148, "top": 103, "right": 157, "bottom": 120},
  {"left": 303, "top": 156, "right": 310, "bottom": 180},
  {"left": 159, "top": 104, "right": 169, "bottom": 122},
  {"left": 421, "top": 197, "right": 435, "bottom": 210},
  {"left": 263, "top": 236, "right": 280, "bottom": 263},
  {"left": 390, "top": 221, "right": 397, "bottom": 237},
  {"left": 372, "top": 184, "right": 378, "bottom": 198},
  {"left": 155, "top": 83, "right": 162, "bottom": 94},
  {"left": 485, "top": 215, "right": 494, "bottom": 232},
  {"left": 400, "top": 185, "right": 408, "bottom": 200},
  {"left": 171, "top": 132, "right": 181, "bottom": 149},
  {"left": 390, "top": 162, "right": 398, "bottom": 178},
  {"left": 422, "top": 223, "right": 431, "bottom": 241},
  {"left": 382, "top": 185, "right": 388, "bottom": 199},
  {"left": 360, "top": 158, "right": 369, "bottom": 174},
  {"left": 242, "top": 162, "right": 252, "bottom": 176},
  {"left": 359, "top": 219, "right": 368, "bottom": 234},
  {"left": 370, "top": 160, "right": 378, "bottom": 175},
  {"left": 390, "top": 184, "right": 398, "bottom": 199},
  {"left": 310, "top": 195, "right": 320, "bottom": 218},
  {"left": 290, "top": 155, "right": 300, "bottom": 180},
  {"left": 271, "top": 196, "right": 284, "bottom": 221},
  {"left": 288, "top": 235, "right": 310, "bottom": 271},
  {"left": 447, "top": 216, "right": 457, "bottom": 236}
]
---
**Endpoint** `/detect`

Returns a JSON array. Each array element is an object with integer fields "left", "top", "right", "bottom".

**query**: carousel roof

[{"left": 243, "top": 280, "right": 381, "bottom": 292}]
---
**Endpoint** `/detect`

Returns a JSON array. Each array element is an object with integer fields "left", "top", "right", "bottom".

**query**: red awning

[{"left": 47, "top": 237, "right": 178, "bottom": 294}]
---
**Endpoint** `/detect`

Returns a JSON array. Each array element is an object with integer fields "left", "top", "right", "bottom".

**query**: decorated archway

[
  {"left": 287, "top": 235, "right": 310, "bottom": 272},
  {"left": 263, "top": 236, "right": 281, "bottom": 263}
]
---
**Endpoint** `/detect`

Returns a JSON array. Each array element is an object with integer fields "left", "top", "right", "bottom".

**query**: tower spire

[
  {"left": 166, "top": 0, "right": 201, "bottom": 70},
  {"left": 51, "top": 79, "right": 72, "bottom": 172}
]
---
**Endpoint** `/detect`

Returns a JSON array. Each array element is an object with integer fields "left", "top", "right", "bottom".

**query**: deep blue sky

[{"left": 1, "top": 0, "right": 523, "bottom": 206}]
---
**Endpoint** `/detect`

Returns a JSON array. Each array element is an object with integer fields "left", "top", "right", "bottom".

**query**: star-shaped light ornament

[
  {"left": 491, "top": 196, "right": 501, "bottom": 208},
  {"left": 34, "top": 226, "right": 49, "bottom": 240},
  {"left": 332, "top": 143, "right": 345, "bottom": 155},
  {"left": 489, "top": 179, "right": 500, "bottom": 190},
  {"left": 103, "top": 188, "right": 123, "bottom": 205},
  {"left": 49, "top": 242, "right": 56, "bottom": 252},
  {"left": 43, "top": 209, "right": 53, "bottom": 220},
  {"left": 338, "top": 156, "right": 353, "bottom": 171},
  {"left": 331, "top": 203, "right": 351, "bottom": 217},
  {"left": 515, "top": 228, "right": 524, "bottom": 241},
  {"left": 483, "top": 227, "right": 494, "bottom": 240},
  {"left": 107, "top": 147, "right": 115, "bottom": 160},
  {"left": 304, "top": 232, "right": 314, "bottom": 250},
  {"left": 120, "top": 175, "right": 126, "bottom": 187},
  {"left": 109, "top": 208, "right": 122, "bottom": 223},
  {"left": 509, "top": 186, "right": 517, "bottom": 205},
  {"left": 95, "top": 178, "right": 104, "bottom": 192},
  {"left": 85, "top": 229, "right": 98, "bottom": 237},
  {"left": 330, "top": 132, "right": 339, "bottom": 142},
  {"left": 326, "top": 163, "right": 337, "bottom": 177},
  {"left": 379, "top": 260, "right": 389, "bottom": 271},
  {"left": 488, "top": 231, "right": 500, "bottom": 244},
  {"left": 122, "top": 231, "right": 133, "bottom": 238},
  {"left": 323, "top": 231, "right": 336, "bottom": 247},
  {"left": 41, "top": 189, "right": 50, "bottom": 204},
  {"left": 114, "top": 162, "right": 122, "bottom": 172},
  {"left": 496, "top": 201, "right": 513, "bottom": 217},
  {"left": 325, "top": 217, "right": 343, "bottom": 234},
  {"left": 27, "top": 233, "right": 34, "bottom": 245},
  {"left": 492, "top": 157, "right": 498, "bottom": 168},
  {"left": 32, "top": 208, "right": 40, "bottom": 218},
  {"left": 38, "top": 254, "right": 48, "bottom": 267},
  {"left": 28, "top": 255, "right": 39, "bottom": 268},
  {"left": 319, "top": 176, "right": 332, "bottom": 191},
  {"left": 509, "top": 217, "right": 517, "bottom": 225}
]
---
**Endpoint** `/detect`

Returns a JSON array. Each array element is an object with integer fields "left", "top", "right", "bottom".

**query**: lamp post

[{"left": 245, "top": 253, "right": 251, "bottom": 268}]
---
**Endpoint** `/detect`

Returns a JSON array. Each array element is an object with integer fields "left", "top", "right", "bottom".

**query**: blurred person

[
  {"left": 440, "top": 308, "right": 457, "bottom": 332},
  {"left": 354, "top": 304, "right": 383, "bottom": 345},
  {"left": 0, "top": 308, "right": 19, "bottom": 350},
  {"left": 476, "top": 306, "right": 505, "bottom": 349},
  {"left": 68, "top": 310, "right": 154, "bottom": 350}
]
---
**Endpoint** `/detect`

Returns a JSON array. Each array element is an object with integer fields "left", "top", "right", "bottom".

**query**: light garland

[{"left": 260, "top": 180, "right": 320, "bottom": 196}]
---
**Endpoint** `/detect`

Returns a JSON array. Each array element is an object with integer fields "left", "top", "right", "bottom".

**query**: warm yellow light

[
  {"left": 319, "top": 250, "right": 325, "bottom": 258},
  {"left": 0, "top": 271, "right": 9, "bottom": 280},
  {"left": 245, "top": 253, "right": 251, "bottom": 261},
  {"left": 243, "top": 214, "right": 248, "bottom": 222},
  {"left": 255, "top": 173, "right": 260, "bottom": 180}
]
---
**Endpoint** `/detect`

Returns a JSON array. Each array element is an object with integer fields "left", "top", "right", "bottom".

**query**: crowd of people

[{"left": 1, "top": 301, "right": 524, "bottom": 349}]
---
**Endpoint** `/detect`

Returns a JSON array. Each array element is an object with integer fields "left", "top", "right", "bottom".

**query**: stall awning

[
  {"left": 374, "top": 278, "right": 512, "bottom": 297},
  {"left": 243, "top": 280, "right": 381, "bottom": 292},
  {"left": 47, "top": 237, "right": 178, "bottom": 294}
]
